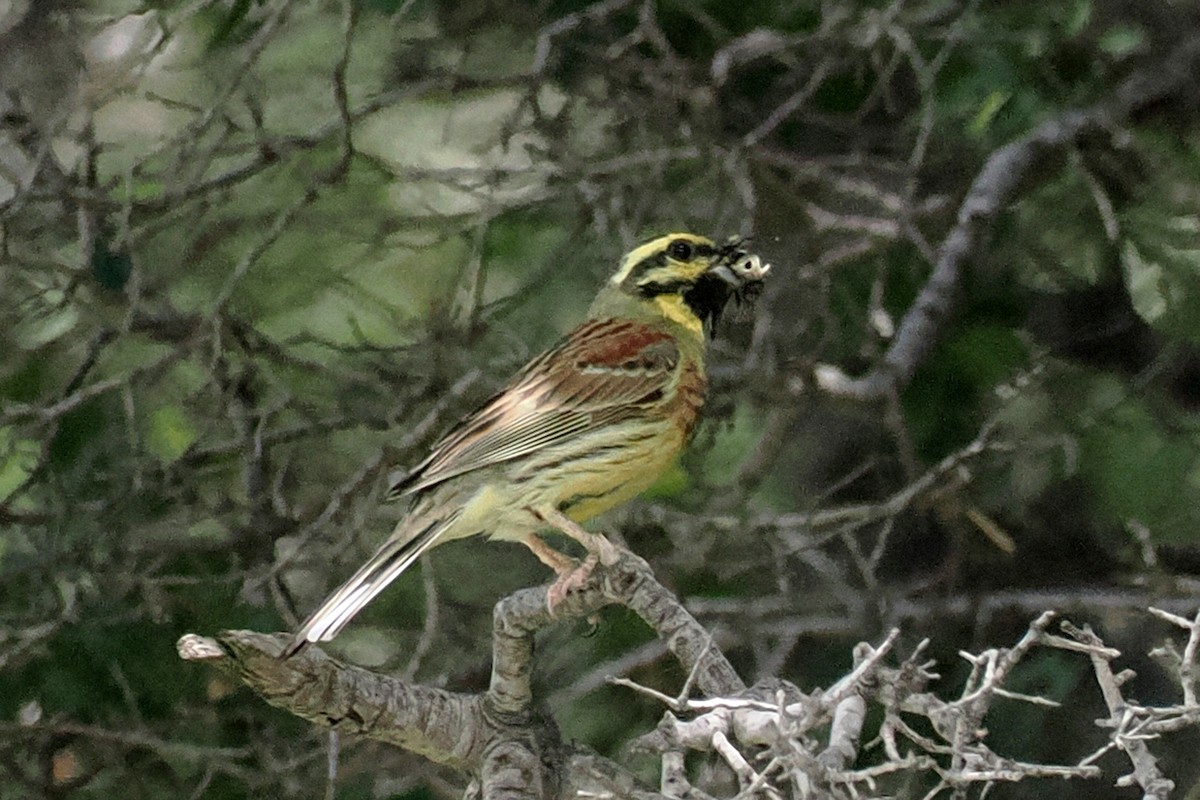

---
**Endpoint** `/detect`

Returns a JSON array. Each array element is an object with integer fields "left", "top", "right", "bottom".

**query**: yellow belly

[
  {"left": 552, "top": 424, "right": 684, "bottom": 522},
  {"left": 418, "top": 419, "right": 684, "bottom": 545}
]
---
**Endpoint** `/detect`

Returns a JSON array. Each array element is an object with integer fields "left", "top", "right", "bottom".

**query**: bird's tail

[{"left": 283, "top": 510, "right": 460, "bottom": 657}]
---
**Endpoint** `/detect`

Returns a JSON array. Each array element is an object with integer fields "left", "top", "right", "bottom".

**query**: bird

[{"left": 284, "top": 232, "right": 770, "bottom": 656}]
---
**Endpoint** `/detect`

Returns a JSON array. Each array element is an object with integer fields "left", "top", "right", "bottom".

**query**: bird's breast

[{"left": 667, "top": 354, "right": 707, "bottom": 439}]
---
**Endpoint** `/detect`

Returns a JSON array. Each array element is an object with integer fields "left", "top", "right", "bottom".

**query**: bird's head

[{"left": 598, "top": 233, "right": 771, "bottom": 337}]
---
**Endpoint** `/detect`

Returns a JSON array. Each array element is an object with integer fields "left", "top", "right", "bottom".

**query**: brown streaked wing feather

[{"left": 389, "top": 319, "right": 678, "bottom": 498}]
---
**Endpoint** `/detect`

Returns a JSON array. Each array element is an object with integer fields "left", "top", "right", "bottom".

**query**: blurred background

[{"left": 4, "top": 0, "right": 1200, "bottom": 798}]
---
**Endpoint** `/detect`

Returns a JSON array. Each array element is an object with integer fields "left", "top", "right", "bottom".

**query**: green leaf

[
  {"left": 943, "top": 324, "right": 1029, "bottom": 387},
  {"left": 969, "top": 90, "right": 1012, "bottom": 138},
  {"left": 642, "top": 460, "right": 689, "bottom": 500},
  {"left": 205, "top": 0, "right": 257, "bottom": 49},
  {"left": 699, "top": 403, "right": 764, "bottom": 487},
  {"left": 1119, "top": 209, "right": 1200, "bottom": 342},
  {"left": 130, "top": 180, "right": 163, "bottom": 201},
  {"left": 1066, "top": 0, "right": 1092, "bottom": 37},
  {"left": 1121, "top": 242, "right": 1169, "bottom": 324},
  {"left": 145, "top": 405, "right": 197, "bottom": 464},
  {"left": 0, "top": 428, "right": 40, "bottom": 503},
  {"left": 15, "top": 301, "right": 79, "bottom": 349},
  {"left": 1080, "top": 391, "right": 1200, "bottom": 542},
  {"left": 1098, "top": 25, "right": 1146, "bottom": 57}
]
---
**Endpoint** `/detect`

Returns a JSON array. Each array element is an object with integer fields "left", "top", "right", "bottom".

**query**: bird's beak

[{"left": 682, "top": 241, "right": 771, "bottom": 334}]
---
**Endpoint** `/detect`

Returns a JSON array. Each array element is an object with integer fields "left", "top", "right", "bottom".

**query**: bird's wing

[{"left": 389, "top": 319, "right": 679, "bottom": 498}]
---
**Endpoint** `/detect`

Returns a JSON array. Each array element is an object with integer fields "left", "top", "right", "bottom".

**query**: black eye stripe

[
  {"left": 619, "top": 238, "right": 721, "bottom": 293},
  {"left": 666, "top": 239, "right": 720, "bottom": 262},
  {"left": 638, "top": 252, "right": 668, "bottom": 272},
  {"left": 636, "top": 279, "right": 690, "bottom": 297}
]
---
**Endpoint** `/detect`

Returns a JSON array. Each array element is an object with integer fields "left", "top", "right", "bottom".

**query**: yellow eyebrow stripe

[{"left": 610, "top": 232, "right": 716, "bottom": 285}]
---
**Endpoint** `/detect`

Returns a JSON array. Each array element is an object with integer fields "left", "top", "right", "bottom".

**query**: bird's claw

[
  {"left": 546, "top": 552, "right": 600, "bottom": 614},
  {"left": 594, "top": 534, "right": 621, "bottom": 567}
]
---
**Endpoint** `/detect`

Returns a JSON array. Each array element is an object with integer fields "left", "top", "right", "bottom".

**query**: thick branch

[
  {"left": 180, "top": 547, "right": 744, "bottom": 800},
  {"left": 176, "top": 631, "right": 487, "bottom": 771},
  {"left": 821, "top": 35, "right": 1200, "bottom": 400},
  {"left": 490, "top": 548, "right": 745, "bottom": 719}
]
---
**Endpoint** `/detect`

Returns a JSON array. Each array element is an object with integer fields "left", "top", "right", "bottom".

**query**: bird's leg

[
  {"left": 532, "top": 505, "right": 621, "bottom": 566},
  {"left": 525, "top": 506, "right": 620, "bottom": 613},
  {"left": 522, "top": 533, "right": 594, "bottom": 612},
  {"left": 522, "top": 533, "right": 575, "bottom": 574}
]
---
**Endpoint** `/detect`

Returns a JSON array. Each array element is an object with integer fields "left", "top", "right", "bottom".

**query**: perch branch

[
  {"left": 180, "top": 544, "right": 744, "bottom": 800},
  {"left": 489, "top": 547, "right": 744, "bottom": 718},
  {"left": 176, "top": 631, "right": 486, "bottom": 771}
]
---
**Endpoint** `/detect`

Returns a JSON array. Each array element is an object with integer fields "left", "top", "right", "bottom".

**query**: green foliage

[
  {"left": 145, "top": 405, "right": 198, "bottom": 464},
  {"left": 199, "top": 0, "right": 268, "bottom": 50},
  {"left": 906, "top": 322, "right": 1029, "bottom": 459},
  {"left": 1077, "top": 382, "right": 1200, "bottom": 543},
  {"left": 1121, "top": 203, "right": 1200, "bottom": 344},
  {"left": 0, "top": 429, "right": 39, "bottom": 503}
]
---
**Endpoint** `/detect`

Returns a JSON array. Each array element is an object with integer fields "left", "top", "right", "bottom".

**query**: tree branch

[
  {"left": 490, "top": 548, "right": 743, "bottom": 721},
  {"left": 818, "top": 35, "right": 1200, "bottom": 400},
  {"left": 177, "top": 631, "right": 487, "bottom": 771},
  {"left": 180, "top": 545, "right": 743, "bottom": 799}
]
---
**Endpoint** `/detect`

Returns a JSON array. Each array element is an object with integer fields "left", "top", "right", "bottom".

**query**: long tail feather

[{"left": 283, "top": 512, "right": 458, "bottom": 657}]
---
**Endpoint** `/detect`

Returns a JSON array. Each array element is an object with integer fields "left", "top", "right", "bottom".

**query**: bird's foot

[
  {"left": 545, "top": 551, "right": 599, "bottom": 614},
  {"left": 524, "top": 507, "right": 624, "bottom": 614},
  {"left": 592, "top": 533, "right": 621, "bottom": 567}
]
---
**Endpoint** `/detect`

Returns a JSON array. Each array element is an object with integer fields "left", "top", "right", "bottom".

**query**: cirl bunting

[{"left": 285, "top": 233, "right": 770, "bottom": 657}]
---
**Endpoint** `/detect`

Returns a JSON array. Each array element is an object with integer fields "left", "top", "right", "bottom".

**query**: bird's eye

[{"left": 667, "top": 240, "right": 694, "bottom": 261}]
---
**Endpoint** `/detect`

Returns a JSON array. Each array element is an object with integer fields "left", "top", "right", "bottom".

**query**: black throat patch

[{"left": 682, "top": 272, "right": 736, "bottom": 335}]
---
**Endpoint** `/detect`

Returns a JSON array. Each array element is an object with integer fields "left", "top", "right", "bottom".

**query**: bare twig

[{"left": 1065, "top": 622, "right": 1175, "bottom": 799}]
